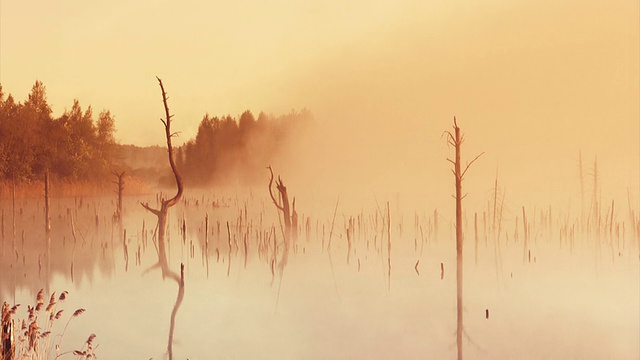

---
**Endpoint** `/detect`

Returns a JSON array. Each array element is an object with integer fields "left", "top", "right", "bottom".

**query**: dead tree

[
  {"left": 445, "top": 116, "right": 483, "bottom": 360},
  {"left": 112, "top": 171, "right": 125, "bottom": 221},
  {"left": 140, "top": 77, "right": 184, "bottom": 282},
  {"left": 267, "top": 165, "right": 298, "bottom": 295},
  {"left": 267, "top": 166, "right": 297, "bottom": 242},
  {"left": 139, "top": 77, "right": 185, "bottom": 360}
]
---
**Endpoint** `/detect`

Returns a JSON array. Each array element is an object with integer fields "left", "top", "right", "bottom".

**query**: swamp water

[{"left": 0, "top": 192, "right": 638, "bottom": 359}]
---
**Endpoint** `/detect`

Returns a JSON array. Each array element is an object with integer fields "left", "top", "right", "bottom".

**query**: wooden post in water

[
  {"left": 44, "top": 170, "right": 51, "bottom": 238},
  {"left": 112, "top": 171, "right": 125, "bottom": 221}
]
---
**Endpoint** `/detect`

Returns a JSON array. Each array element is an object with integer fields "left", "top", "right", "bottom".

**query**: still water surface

[{"left": 1, "top": 193, "right": 638, "bottom": 359}]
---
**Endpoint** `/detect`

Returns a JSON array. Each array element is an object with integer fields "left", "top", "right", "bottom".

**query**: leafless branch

[
  {"left": 156, "top": 76, "right": 183, "bottom": 209},
  {"left": 267, "top": 166, "right": 284, "bottom": 211},
  {"left": 461, "top": 152, "right": 485, "bottom": 179},
  {"left": 140, "top": 202, "right": 160, "bottom": 216}
]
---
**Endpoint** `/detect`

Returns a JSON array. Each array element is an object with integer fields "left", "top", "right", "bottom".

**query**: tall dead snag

[
  {"left": 267, "top": 166, "right": 297, "bottom": 243},
  {"left": 267, "top": 166, "right": 298, "bottom": 289},
  {"left": 141, "top": 77, "right": 184, "bottom": 280},
  {"left": 112, "top": 171, "right": 125, "bottom": 221},
  {"left": 267, "top": 166, "right": 300, "bottom": 311},
  {"left": 139, "top": 77, "right": 185, "bottom": 360},
  {"left": 445, "top": 117, "right": 483, "bottom": 360}
]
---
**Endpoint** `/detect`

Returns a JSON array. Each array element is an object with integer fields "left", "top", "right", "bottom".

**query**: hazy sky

[{"left": 1, "top": 0, "right": 638, "bottom": 208}]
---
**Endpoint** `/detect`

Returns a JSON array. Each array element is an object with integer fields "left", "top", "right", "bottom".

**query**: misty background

[{"left": 1, "top": 0, "right": 637, "bottom": 215}]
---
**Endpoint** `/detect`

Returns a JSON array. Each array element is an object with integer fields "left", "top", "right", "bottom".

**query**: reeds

[{"left": 1, "top": 290, "right": 95, "bottom": 360}]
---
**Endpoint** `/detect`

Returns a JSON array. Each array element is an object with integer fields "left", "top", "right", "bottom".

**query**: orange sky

[{"left": 1, "top": 0, "right": 638, "bottom": 209}]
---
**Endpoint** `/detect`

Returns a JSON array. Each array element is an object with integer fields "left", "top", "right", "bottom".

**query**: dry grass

[{"left": 0, "top": 290, "right": 95, "bottom": 360}]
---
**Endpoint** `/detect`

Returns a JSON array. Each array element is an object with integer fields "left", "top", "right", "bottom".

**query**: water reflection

[
  {"left": 0, "top": 196, "right": 117, "bottom": 302},
  {"left": 143, "top": 238, "right": 184, "bottom": 360},
  {"left": 0, "top": 191, "right": 638, "bottom": 359}
]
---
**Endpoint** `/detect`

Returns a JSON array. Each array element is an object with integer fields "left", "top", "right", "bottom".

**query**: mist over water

[
  {"left": 1, "top": 0, "right": 639, "bottom": 358},
  {"left": 0, "top": 188, "right": 638, "bottom": 359}
]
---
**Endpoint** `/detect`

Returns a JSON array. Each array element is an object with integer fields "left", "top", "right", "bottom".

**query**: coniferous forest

[
  {"left": 178, "top": 109, "right": 311, "bottom": 186},
  {"left": 0, "top": 81, "right": 311, "bottom": 188}
]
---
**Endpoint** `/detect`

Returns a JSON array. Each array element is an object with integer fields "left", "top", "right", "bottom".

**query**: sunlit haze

[
  {"left": 1, "top": 0, "right": 638, "bottom": 208},
  {"left": 1, "top": 2, "right": 639, "bottom": 358}
]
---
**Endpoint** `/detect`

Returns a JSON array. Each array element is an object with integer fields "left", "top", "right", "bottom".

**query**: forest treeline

[
  {"left": 0, "top": 81, "right": 116, "bottom": 182},
  {"left": 0, "top": 81, "right": 310, "bottom": 187},
  {"left": 177, "top": 109, "right": 311, "bottom": 186}
]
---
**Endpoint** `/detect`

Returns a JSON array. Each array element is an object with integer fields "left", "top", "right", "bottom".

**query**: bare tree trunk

[
  {"left": 112, "top": 171, "right": 125, "bottom": 221},
  {"left": 141, "top": 77, "right": 184, "bottom": 278},
  {"left": 139, "top": 77, "right": 185, "bottom": 360},
  {"left": 453, "top": 122, "right": 463, "bottom": 360},
  {"left": 267, "top": 166, "right": 299, "bottom": 304},
  {"left": 445, "top": 117, "right": 483, "bottom": 360},
  {"left": 267, "top": 166, "right": 294, "bottom": 243}
]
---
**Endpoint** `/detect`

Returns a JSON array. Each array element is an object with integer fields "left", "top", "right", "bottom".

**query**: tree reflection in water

[
  {"left": 143, "top": 255, "right": 184, "bottom": 360},
  {"left": 139, "top": 77, "right": 186, "bottom": 360}
]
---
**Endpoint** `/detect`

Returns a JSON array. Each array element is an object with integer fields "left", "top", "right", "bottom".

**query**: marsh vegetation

[{"left": 0, "top": 80, "right": 638, "bottom": 359}]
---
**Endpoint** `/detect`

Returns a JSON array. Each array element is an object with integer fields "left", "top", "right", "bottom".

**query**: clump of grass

[
  {"left": 1, "top": 289, "right": 96, "bottom": 360},
  {"left": 69, "top": 333, "right": 97, "bottom": 359}
]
